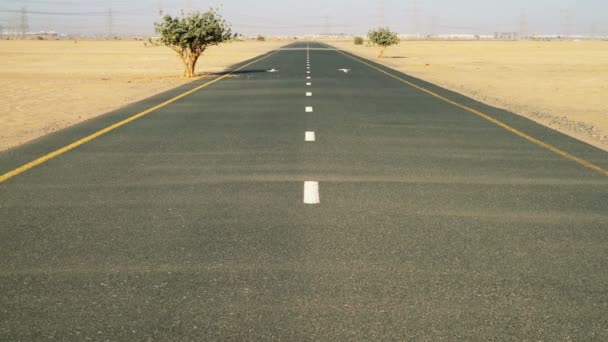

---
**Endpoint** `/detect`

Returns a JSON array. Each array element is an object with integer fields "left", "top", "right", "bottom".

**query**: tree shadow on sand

[{"left": 198, "top": 69, "right": 269, "bottom": 78}]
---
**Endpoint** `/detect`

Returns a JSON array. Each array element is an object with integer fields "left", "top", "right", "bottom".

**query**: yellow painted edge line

[
  {"left": 333, "top": 47, "right": 608, "bottom": 177},
  {"left": 0, "top": 50, "right": 280, "bottom": 184}
]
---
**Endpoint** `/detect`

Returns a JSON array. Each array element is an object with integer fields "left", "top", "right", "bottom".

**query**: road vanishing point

[{"left": 1, "top": 42, "right": 607, "bottom": 341}]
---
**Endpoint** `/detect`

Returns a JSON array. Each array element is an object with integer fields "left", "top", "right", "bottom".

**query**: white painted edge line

[
  {"left": 306, "top": 92, "right": 312, "bottom": 96},
  {"left": 305, "top": 106, "right": 313, "bottom": 113},
  {"left": 306, "top": 82, "right": 311, "bottom": 86},
  {"left": 305, "top": 131, "right": 316, "bottom": 142},
  {"left": 304, "top": 181, "right": 320, "bottom": 204}
]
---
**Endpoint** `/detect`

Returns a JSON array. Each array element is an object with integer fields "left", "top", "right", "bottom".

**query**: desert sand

[
  {"left": 2, "top": 39, "right": 607, "bottom": 152},
  {"left": 330, "top": 40, "right": 608, "bottom": 151},
  {"left": 0, "top": 39, "right": 285, "bottom": 151}
]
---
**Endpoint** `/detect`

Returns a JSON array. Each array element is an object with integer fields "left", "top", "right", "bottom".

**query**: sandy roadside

[
  {"left": 329, "top": 40, "right": 608, "bottom": 152},
  {"left": 0, "top": 39, "right": 286, "bottom": 152}
]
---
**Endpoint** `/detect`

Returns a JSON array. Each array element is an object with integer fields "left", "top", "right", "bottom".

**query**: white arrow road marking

[
  {"left": 305, "top": 131, "right": 316, "bottom": 142},
  {"left": 339, "top": 69, "right": 351, "bottom": 73},
  {"left": 304, "top": 181, "right": 320, "bottom": 204},
  {"left": 267, "top": 68, "right": 279, "bottom": 73},
  {"left": 306, "top": 106, "right": 313, "bottom": 112}
]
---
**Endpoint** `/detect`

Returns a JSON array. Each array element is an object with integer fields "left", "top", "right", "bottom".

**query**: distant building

[{"left": 494, "top": 32, "right": 519, "bottom": 40}]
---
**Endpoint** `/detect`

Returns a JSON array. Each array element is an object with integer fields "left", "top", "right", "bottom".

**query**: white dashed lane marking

[
  {"left": 304, "top": 181, "right": 320, "bottom": 204},
  {"left": 303, "top": 45, "right": 319, "bottom": 205},
  {"left": 305, "top": 131, "right": 316, "bottom": 142}
]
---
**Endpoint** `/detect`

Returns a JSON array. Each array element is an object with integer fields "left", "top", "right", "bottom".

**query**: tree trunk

[
  {"left": 179, "top": 56, "right": 189, "bottom": 78},
  {"left": 171, "top": 46, "right": 205, "bottom": 78},
  {"left": 183, "top": 54, "right": 200, "bottom": 78},
  {"left": 377, "top": 47, "right": 386, "bottom": 58}
]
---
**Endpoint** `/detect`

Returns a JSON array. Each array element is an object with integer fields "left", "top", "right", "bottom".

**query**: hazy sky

[{"left": 0, "top": 0, "right": 606, "bottom": 36}]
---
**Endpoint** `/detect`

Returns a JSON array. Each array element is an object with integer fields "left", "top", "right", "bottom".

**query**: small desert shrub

[
  {"left": 231, "top": 34, "right": 245, "bottom": 42},
  {"left": 354, "top": 36, "right": 364, "bottom": 45},
  {"left": 256, "top": 35, "right": 266, "bottom": 41},
  {"left": 36, "top": 36, "right": 44, "bottom": 40}
]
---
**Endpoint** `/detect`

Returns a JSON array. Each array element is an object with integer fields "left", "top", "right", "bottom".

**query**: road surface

[{"left": 1, "top": 42, "right": 607, "bottom": 341}]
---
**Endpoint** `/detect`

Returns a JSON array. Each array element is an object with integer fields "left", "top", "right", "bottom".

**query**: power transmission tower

[
  {"left": 430, "top": 15, "right": 438, "bottom": 38},
  {"left": 107, "top": 8, "right": 114, "bottom": 38},
  {"left": 157, "top": 0, "right": 164, "bottom": 16},
  {"left": 376, "top": 0, "right": 385, "bottom": 27},
  {"left": 406, "top": 0, "right": 421, "bottom": 37},
  {"left": 322, "top": 15, "right": 331, "bottom": 36},
  {"left": 519, "top": 10, "right": 528, "bottom": 39},
  {"left": 19, "top": 7, "right": 29, "bottom": 37},
  {"left": 589, "top": 22, "right": 597, "bottom": 39},
  {"left": 560, "top": 9, "right": 573, "bottom": 38}
]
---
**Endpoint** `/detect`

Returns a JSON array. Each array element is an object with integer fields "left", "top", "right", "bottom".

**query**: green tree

[
  {"left": 367, "top": 27, "right": 400, "bottom": 58},
  {"left": 154, "top": 9, "right": 234, "bottom": 78}
]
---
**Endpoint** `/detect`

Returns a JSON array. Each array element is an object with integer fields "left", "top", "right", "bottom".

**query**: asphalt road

[{"left": 1, "top": 41, "right": 607, "bottom": 341}]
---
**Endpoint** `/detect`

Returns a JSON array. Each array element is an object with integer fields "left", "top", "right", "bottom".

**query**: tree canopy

[
  {"left": 154, "top": 9, "right": 234, "bottom": 78},
  {"left": 368, "top": 28, "right": 400, "bottom": 58}
]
